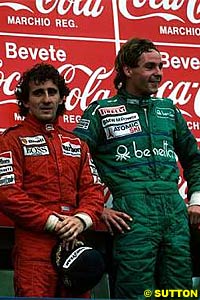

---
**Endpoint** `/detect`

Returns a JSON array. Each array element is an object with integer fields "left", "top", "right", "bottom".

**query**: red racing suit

[{"left": 0, "top": 114, "right": 104, "bottom": 298}]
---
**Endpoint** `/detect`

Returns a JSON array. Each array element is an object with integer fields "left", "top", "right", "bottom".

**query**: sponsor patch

[
  {"left": 88, "top": 153, "right": 102, "bottom": 184},
  {"left": 0, "top": 174, "right": 15, "bottom": 186},
  {"left": 76, "top": 119, "right": 90, "bottom": 130},
  {"left": 60, "top": 136, "right": 81, "bottom": 157},
  {"left": 155, "top": 108, "right": 175, "bottom": 119},
  {"left": 0, "top": 151, "right": 13, "bottom": 166},
  {"left": 115, "top": 140, "right": 176, "bottom": 161},
  {"left": 99, "top": 105, "right": 126, "bottom": 116},
  {"left": 0, "top": 166, "right": 13, "bottom": 175},
  {"left": 20, "top": 135, "right": 46, "bottom": 145},
  {"left": 115, "top": 145, "right": 131, "bottom": 161},
  {"left": 102, "top": 113, "right": 139, "bottom": 127},
  {"left": 104, "top": 120, "right": 142, "bottom": 139},
  {"left": 132, "top": 140, "right": 176, "bottom": 159},
  {"left": 23, "top": 145, "right": 49, "bottom": 156}
]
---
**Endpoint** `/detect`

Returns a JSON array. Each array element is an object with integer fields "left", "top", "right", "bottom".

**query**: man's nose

[
  {"left": 43, "top": 91, "right": 50, "bottom": 102},
  {"left": 155, "top": 66, "right": 163, "bottom": 75}
]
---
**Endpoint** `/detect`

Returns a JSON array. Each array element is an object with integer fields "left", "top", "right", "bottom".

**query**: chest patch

[
  {"left": 155, "top": 108, "right": 175, "bottom": 119},
  {"left": 20, "top": 135, "right": 46, "bottom": 145},
  {"left": 102, "top": 113, "right": 139, "bottom": 127},
  {"left": 104, "top": 120, "right": 142, "bottom": 139},
  {"left": 60, "top": 136, "right": 81, "bottom": 157},
  {"left": 0, "top": 165, "right": 13, "bottom": 175},
  {"left": 20, "top": 135, "right": 49, "bottom": 156},
  {"left": 99, "top": 105, "right": 126, "bottom": 116},
  {"left": 23, "top": 145, "right": 49, "bottom": 156}
]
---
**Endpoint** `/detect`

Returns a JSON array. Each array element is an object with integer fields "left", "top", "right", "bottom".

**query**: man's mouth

[
  {"left": 149, "top": 76, "right": 161, "bottom": 83},
  {"left": 40, "top": 107, "right": 53, "bottom": 111}
]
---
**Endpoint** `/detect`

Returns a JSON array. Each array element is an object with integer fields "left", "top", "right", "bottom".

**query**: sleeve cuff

[
  {"left": 74, "top": 213, "right": 93, "bottom": 230},
  {"left": 188, "top": 191, "right": 200, "bottom": 206},
  {"left": 44, "top": 214, "right": 59, "bottom": 232}
]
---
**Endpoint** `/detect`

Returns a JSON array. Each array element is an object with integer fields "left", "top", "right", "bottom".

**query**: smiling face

[
  {"left": 24, "top": 79, "right": 63, "bottom": 123},
  {"left": 123, "top": 49, "right": 163, "bottom": 96}
]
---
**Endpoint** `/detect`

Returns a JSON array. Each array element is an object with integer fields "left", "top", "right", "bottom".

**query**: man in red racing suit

[{"left": 0, "top": 63, "right": 104, "bottom": 298}]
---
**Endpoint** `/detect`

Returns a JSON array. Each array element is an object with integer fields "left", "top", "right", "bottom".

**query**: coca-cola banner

[{"left": 0, "top": 0, "right": 200, "bottom": 217}]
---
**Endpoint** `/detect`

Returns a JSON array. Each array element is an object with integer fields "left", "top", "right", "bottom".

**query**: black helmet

[{"left": 51, "top": 242, "right": 105, "bottom": 294}]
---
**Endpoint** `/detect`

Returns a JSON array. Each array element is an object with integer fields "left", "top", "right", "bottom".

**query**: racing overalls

[
  {"left": 74, "top": 89, "right": 200, "bottom": 299},
  {"left": 0, "top": 114, "right": 104, "bottom": 298}
]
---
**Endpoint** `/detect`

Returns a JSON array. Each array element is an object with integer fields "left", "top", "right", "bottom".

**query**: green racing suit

[{"left": 74, "top": 89, "right": 200, "bottom": 299}]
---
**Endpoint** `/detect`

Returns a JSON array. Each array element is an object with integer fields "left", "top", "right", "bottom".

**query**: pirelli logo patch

[{"left": 99, "top": 105, "right": 126, "bottom": 116}]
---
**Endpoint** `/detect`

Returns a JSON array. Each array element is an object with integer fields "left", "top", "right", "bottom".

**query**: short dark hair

[
  {"left": 15, "top": 63, "right": 70, "bottom": 117},
  {"left": 114, "top": 38, "right": 159, "bottom": 90}
]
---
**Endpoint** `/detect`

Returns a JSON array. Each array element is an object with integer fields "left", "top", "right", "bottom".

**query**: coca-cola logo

[
  {"left": 118, "top": 0, "right": 200, "bottom": 24},
  {"left": 157, "top": 80, "right": 200, "bottom": 119},
  {"left": 0, "top": 58, "right": 200, "bottom": 120},
  {"left": 35, "top": 0, "right": 104, "bottom": 17},
  {"left": 0, "top": 0, "right": 200, "bottom": 24},
  {"left": 0, "top": 0, "right": 104, "bottom": 17},
  {"left": 58, "top": 63, "right": 113, "bottom": 111}
]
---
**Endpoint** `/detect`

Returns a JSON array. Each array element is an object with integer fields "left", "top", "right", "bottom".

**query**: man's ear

[
  {"left": 23, "top": 101, "right": 30, "bottom": 108},
  {"left": 123, "top": 66, "right": 133, "bottom": 78}
]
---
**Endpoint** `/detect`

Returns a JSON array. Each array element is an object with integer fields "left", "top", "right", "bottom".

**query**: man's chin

[
  {"left": 38, "top": 114, "right": 56, "bottom": 123},
  {"left": 150, "top": 82, "right": 159, "bottom": 91},
  {"left": 149, "top": 87, "right": 158, "bottom": 95}
]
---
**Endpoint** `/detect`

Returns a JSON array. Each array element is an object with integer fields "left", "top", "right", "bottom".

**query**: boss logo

[{"left": 23, "top": 146, "right": 49, "bottom": 156}]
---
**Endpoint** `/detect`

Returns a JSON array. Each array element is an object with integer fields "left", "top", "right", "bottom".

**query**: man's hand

[
  {"left": 61, "top": 238, "right": 84, "bottom": 252},
  {"left": 101, "top": 207, "right": 132, "bottom": 235},
  {"left": 188, "top": 205, "right": 200, "bottom": 229},
  {"left": 54, "top": 215, "right": 85, "bottom": 241}
]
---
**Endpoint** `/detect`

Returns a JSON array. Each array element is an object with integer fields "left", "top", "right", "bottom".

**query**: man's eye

[
  {"left": 33, "top": 90, "right": 43, "bottom": 96},
  {"left": 146, "top": 64, "right": 153, "bottom": 70},
  {"left": 48, "top": 88, "right": 58, "bottom": 95}
]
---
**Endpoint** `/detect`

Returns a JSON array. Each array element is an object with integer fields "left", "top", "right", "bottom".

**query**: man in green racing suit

[{"left": 74, "top": 38, "right": 200, "bottom": 299}]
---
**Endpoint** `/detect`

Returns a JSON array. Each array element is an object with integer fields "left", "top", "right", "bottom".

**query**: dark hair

[
  {"left": 114, "top": 38, "right": 159, "bottom": 90},
  {"left": 15, "top": 63, "right": 70, "bottom": 117}
]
